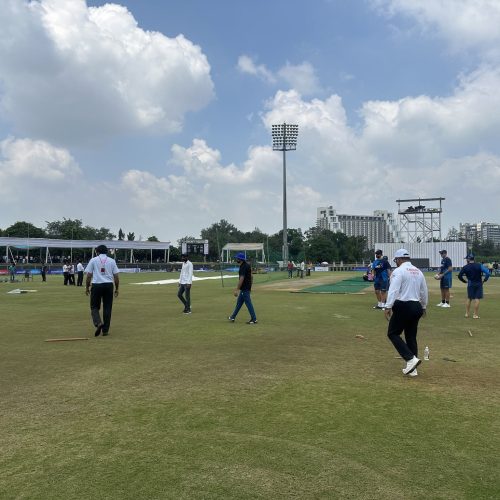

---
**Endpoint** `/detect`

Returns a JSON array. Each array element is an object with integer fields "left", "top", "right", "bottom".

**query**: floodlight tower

[{"left": 272, "top": 123, "right": 298, "bottom": 264}]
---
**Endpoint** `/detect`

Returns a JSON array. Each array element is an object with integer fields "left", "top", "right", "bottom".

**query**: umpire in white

[
  {"left": 384, "top": 249, "right": 428, "bottom": 376},
  {"left": 85, "top": 244, "right": 120, "bottom": 337}
]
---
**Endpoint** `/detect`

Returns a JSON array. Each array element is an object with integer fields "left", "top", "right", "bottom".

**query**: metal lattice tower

[{"left": 396, "top": 197, "right": 445, "bottom": 243}]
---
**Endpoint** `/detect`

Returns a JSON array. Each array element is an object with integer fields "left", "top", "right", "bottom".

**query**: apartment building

[
  {"left": 316, "top": 206, "right": 400, "bottom": 250},
  {"left": 459, "top": 222, "right": 500, "bottom": 245}
]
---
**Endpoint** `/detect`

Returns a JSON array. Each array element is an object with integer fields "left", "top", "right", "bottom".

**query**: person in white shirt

[
  {"left": 178, "top": 253, "right": 193, "bottom": 314},
  {"left": 62, "top": 260, "right": 70, "bottom": 285},
  {"left": 384, "top": 249, "right": 428, "bottom": 377},
  {"left": 85, "top": 245, "right": 120, "bottom": 336},
  {"left": 76, "top": 260, "right": 85, "bottom": 286},
  {"left": 69, "top": 262, "right": 76, "bottom": 285}
]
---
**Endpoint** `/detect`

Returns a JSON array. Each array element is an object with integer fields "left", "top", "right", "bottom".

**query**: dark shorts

[
  {"left": 374, "top": 278, "right": 388, "bottom": 292},
  {"left": 467, "top": 282, "right": 483, "bottom": 300},
  {"left": 440, "top": 274, "right": 452, "bottom": 289}
]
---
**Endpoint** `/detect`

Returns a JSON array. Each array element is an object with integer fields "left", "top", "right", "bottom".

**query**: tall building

[
  {"left": 316, "top": 206, "right": 400, "bottom": 250},
  {"left": 459, "top": 222, "right": 500, "bottom": 245}
]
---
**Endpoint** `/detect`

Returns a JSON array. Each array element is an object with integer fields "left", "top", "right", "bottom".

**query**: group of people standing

[
  {"left": 287, "top": 260, "right": 306, "bottom": 278},
  {"left": 62, "top": 260, "right": 85, "bottom": 286},
  {"left": 373, "top": 247, "right": 490, "bottom": 378}
]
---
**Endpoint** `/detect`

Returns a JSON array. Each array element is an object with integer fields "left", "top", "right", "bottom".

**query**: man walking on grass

[
  {"left": 228, "top": 252, "right": 257, "bottom": 324},
  {"left": 178, "top": 253, "right": 193, "bottom": 314},
  {"left": 85, "top": 245, "right": 120, "bottom": 337},
  {"left": 384, "top": 249, "right": 428, "bottom": 377}
]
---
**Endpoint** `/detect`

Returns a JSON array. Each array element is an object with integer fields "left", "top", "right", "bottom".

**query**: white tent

[
  {"left": 221, "top": 243, "right": 265, "bottom": 263},
  {"left": 0, "top": 237, "right": 171, "bottom": 264}
]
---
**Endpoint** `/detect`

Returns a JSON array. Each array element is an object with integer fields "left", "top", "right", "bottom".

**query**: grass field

[{"left": 1, "top": 270, "right": 499, "bottom": 499}]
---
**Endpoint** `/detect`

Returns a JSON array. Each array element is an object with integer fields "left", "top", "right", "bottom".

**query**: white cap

[{"left": 393, "top": 248, "right": 410, "bottom": 259}]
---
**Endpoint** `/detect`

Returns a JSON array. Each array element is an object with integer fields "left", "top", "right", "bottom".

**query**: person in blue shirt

[
  {"left": 371, "top": 249, "right": 392, "bottom": 309},
  {"left": 458, "top": 254, "right": 490, "bottom": 319},
  {"left": 436, "top": 249, "right": 453, "bottom": 307}
]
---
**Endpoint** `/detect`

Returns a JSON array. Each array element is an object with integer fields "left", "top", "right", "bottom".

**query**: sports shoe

[
  {"left": 436, "top": 302, "right": 443, "bottom": 307},
  {"left": 228, "top": 316, "right": 235, "bottom": 322},
  {"left": 408, "top": 369, "right": 418, "bottom": 377},
  {"left": 246, "top": 320, "right": 258, "bottom": 324},
  {"left": 373, "top": 305, "right": 382, "bottom": 309},
  {"left": 402, "top": 356, "right": 421, "bottom": 375},
  {"left": 183, "top": 309, "right": 192, "bottom": 314},
  {"left": 473, "top": 314, "right": 480, "bottom": 319},
  {"left": 441, "top": 303, "right": 451, "bottom": 308}
]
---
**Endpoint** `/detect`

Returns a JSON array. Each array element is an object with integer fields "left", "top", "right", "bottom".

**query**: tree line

[
  {"left": 3, "top": 218, "right": 499, "bottom": 263},
  {"left": 1, "top": 218, "right": 371, "bottom": 263}
]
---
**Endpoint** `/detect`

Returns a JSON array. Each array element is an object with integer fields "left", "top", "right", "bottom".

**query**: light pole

[{"left": 272, "top": 123, "right": 298, "bottom": 265}]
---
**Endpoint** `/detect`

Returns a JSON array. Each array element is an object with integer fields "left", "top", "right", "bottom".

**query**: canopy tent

[
  {"left": 221, "top": 243, "right": 265, "bottom": 263},
  {"left": 0, "top": 237, "right": 171, "bottom": 264}
]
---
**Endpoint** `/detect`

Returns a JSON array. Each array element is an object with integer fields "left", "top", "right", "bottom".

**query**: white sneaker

[
  {"left": 408, "top": 369, "right": 418, "bottom": 377},
  {"left": 402, "top": 356, "right": 421, "bottom": 375},
  {"left": 436, "top": 302, "right": 443, "bottom": 307},
  {"left": 441, "top": 303, "right": 451, "bottom": 308}
]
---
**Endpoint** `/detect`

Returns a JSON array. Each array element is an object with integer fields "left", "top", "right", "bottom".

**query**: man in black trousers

[
  {"left": 383, "top": 249, "right": 428, "bottom": 377},
  {"left": 85, "top": 245, "right": 120, "bottom": 337}
]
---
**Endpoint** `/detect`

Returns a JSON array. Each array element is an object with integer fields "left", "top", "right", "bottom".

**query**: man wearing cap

[
  {"left": 178, "top": 253, "right": 193, "bottom": 314},
  {"left": 228, "top": 252, "right": 257, "bottom": 324},
  {"left": 85, "top": 244, "right": 120, "bottom": 337},
  {"left": 371, "top": 249, "right": 392, "bottom": 309},
  {"left": 384, "top": 249, "right": 428, "bottom": 377},
  {"left": 458, "top": 254, "right": 490, "bottom": 319},
  {"left": 436, "top": 249, "right": 453, "bottom": 307}
]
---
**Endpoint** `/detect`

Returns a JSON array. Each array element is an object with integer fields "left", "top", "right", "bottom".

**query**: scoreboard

[{"left": 181, "top": 240, "right": 209, "bottom": 256}]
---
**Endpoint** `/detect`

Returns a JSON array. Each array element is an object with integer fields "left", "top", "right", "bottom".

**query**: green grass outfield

[{"left": 1, "top": 271, "right": 499, "bottom": 499}]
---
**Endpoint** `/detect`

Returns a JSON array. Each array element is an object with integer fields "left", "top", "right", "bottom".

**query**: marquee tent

[
  {"left": 221, "top": 243, "right": 265, "bottom": 263},
  {"left": 0, "top": 237, "right": 171, "bottom": 264}
]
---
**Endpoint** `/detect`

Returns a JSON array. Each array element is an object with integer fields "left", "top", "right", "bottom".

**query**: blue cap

[
  {"left": 235, "top": 252, "right": 246, "bottom": 260},
  {"left": 465, "top": 253, "right": 475, "bottom": 260}
]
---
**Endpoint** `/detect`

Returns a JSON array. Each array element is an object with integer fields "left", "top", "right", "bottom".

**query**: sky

[{"left": 1, "top": 0, "right": 500, "bottom": 244}]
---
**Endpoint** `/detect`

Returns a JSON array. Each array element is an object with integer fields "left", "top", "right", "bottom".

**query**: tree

[
  {"left": 472, "top": 239, "right": 497, "bottom": 257},
  {"left": 304, "top": 228, "right": 338, "bottom": 263},
  {"left": 118, "top": 228, "right": 125, "bottom": 241},
  {"left": 147, "top": 235, "right": 159, "bottom": 242},
  {"left": 45, "top": 218, "right": 115, "bottom": 240},
  {"left": 4, "top": 221, "right": 45, "bottom": 238},
  {"left": 127, "top": 232, "right": 135, "bottom": 241},
  {"left": 267, "top": 228, "right": 305, "bottom": 262},
  {"left": 200, "top": 220, "right": 242, "bottom": 260},
  {"left": 303, "top": 228, "right": 366, "bottom": 263}
]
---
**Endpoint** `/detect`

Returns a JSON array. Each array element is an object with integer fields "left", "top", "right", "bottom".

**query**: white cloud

[
  {"left": 0, "top": 136, "right": 81, "bottom": 180},
  {"left": 0, "top": 0, "right": 214, "bottom": 145},
  {"left": 237, "top": 55, "right": 276, "bottom": 84},
  {"left": 238, "top": 56, "right": 321, "bottom": 96},
  {"left": 360, "top": 66, "right": 500, "bottom": 166},
  {"left": 371, "top": 0, "right": 500, "bottom": 58},
  {"left": 277, "top": 62, "right": 321, "bottom": 96}
]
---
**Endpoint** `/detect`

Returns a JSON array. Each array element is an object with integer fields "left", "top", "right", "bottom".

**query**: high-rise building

[
  {"left": 459, "top": 222, "right": 500, "bottom": 245},
  {"left": 316, "top": 206, "right": 400, "bottom": 250}
]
